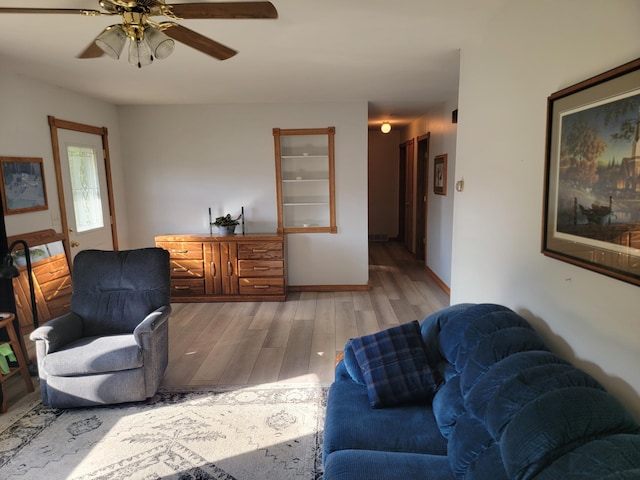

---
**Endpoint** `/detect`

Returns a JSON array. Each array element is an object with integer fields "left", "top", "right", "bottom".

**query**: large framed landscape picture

[
  {"left": 542, "top": 57, "right": 640, "bottom": 286},
  {"left": 0, "top": 156, "right": 48, "bottom": 215}
]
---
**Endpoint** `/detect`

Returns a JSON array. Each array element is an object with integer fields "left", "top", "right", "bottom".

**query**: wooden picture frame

[
  {"left": 434, "top": 154, "right": 447, "bottom": 195},
  {"left": 542, "top": 57, "right": 640, "bottom": 286},
  {"left": 0, "top": 157, "right": 48, "bottom": 215}
]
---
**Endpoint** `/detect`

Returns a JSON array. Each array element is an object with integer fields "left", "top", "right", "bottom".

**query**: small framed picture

[
  {"left": 0, "top": 157, "right": 48, "bottom": 215},
  {"left": 434, "top": 154, "right": 447, "bottom": 195}
]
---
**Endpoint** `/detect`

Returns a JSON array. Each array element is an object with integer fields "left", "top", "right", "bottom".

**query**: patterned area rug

[{"left": 0, "top": 384, "right": 326, "bottom": 480}]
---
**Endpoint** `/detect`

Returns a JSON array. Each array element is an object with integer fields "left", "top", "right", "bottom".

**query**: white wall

[
  {"left": 117, "top": 102, "right": 369, "bottom": 286},
  {"left": 453, "top": 0, "right": 640, "bottom": 418},
  {"left": 0, "top": 71, "right": 128, "bottom": 244}
]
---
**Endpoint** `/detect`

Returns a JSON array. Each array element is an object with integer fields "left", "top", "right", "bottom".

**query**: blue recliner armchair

[{"left": 29, "top": 248, "right": 171, "bottom": 408}]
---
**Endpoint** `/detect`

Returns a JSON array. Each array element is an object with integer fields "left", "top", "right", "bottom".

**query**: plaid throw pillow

[{"left": 350, "top": 320, "right": 442, "bottom": 408}]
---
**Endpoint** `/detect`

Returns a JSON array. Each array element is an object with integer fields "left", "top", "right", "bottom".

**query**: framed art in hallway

[
  {"left": 434, "top": 154, "right": 447, "bottom": 195},
  {"left": 0, "top": 156, "right": 48, "bottom": 215},
  {"left": 542, "top": 57, "right": 640, "bottom": 287}
]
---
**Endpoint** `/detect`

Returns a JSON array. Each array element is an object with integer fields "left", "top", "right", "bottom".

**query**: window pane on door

[{"left": 67, "top": 145, "right": 104, "bottom": 232}]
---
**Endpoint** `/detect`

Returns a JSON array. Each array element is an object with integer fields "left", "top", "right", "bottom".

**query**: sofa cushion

[
  {"left": 324, "top": 449, "right": 455, "bottom": 480},
  {"left": 485, "top": 363, "right": 604, "bottom": 440},
  {"left": 342, "top": 340, "right": 366, "bottom": 385},
  {"left": 455, "top": 310, "right": 533, "bottom": 369},
  {"left": 438, "top": 304, "right": 513, "bottom": 366},
  {"left": 464, "top": 351, "right": 569, "bottom": 422},
  {"left": 501, "top": 387, "right": 640, "bottom": 480},
  {"left": 421, "top": 303, "right": 475, "bottom": 365},
  {"left": 323, "top": 379, "right": 448, "bottom": 460},
  {"left": 42, "top": 334, "right": 142, "bottom": 376},
  {"left": 432, "top": 375, "right": 464, "bottom": 439},
  {"left": 460, "top": 327, "right": 548, "bottom": 397},
  {"left": 448, "top": 413, "right": 509, "bottom": 480},
  {"left": 464, "top": 443, "right": 510, "bottom": 480},
  {"left": 532, "top": 434, "right": 640, "bottom": 480},
  {"left": 602, "top": 470, "right": 640, "bottom": 479},
  {"left": 350, "top": 320, "right": 441, "bottom": 407}
]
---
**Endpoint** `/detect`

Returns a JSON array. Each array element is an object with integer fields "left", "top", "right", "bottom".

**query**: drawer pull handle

[
  {"left": 252, "top": 249, "right": 267, "bottom": 253},
  {"left": 253, "top": 285, "right": 270, "bottom": 289},
  {"left": 174, "top": 285, "right": 191, "bottom": 290},
  {"left": 211, "top": 262, "right": 216, "bottom": 276},
  {"left": 50, "top": 268, "right": 65, "bottom": 274},
  {"left": 228, "top": 261, "right": 234, "bottom": 276},
  {"left": 171, "top": 249, "right": 189, "bottom": 254},
  {"left": 253, "top": 266, "right": 270, "bottom": 271},
  {"left": 172, "top": 267, "right": 189, "bottom": 272}
]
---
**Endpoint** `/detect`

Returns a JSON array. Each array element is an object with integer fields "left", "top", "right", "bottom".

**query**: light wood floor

[
  {"left": 162, "top": 240, "right": 450, "bottom": 387},
  {"left": 2, "top": 241, "right": 449, "bottom": 411}
]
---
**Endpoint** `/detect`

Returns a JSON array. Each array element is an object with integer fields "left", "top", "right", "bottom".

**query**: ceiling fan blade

[
  {"left": 0, "top": 8, "right": 103, "bottom": 15},
  {"left": 167, "top": 2, "right": 277, "bottom": 19},
  {"left": 77, "top": 41, "right": 105, "bottom": 59},
  {"left": 164, "top": 24, "right": 237, "bottom": 60}
]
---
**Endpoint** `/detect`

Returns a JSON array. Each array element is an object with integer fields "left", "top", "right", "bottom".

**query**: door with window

[{"left": 57, "top": 129, "right": 114, "bottom": 258}]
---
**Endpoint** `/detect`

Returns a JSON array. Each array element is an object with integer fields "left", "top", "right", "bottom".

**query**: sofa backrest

[
  {"left": 500, "top": 387, "right": 640, "bottom": 479},
  {"left": 421, "top": 303, "right": 640, "bottom": 480}
]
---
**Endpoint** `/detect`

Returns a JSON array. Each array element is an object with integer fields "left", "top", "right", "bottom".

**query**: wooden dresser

[
  {"left": 155, "top": 233, "right": 286, "bottom": 302},
  {"left": 8, "top": 229, "right": 72, "bottom": 335}
]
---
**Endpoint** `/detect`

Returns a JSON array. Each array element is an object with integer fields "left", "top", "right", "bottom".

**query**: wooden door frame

[
  {"left": 398, "top": 143, "right": 407, "bottom": 242},
  {"left": 48, "top": 116, "right": 119, "bottom": 260},
  {"left": 399, "top": 139, "right": 415, "bottom": 253},
  {"left": 416, "top": 133, "right": 430, "bottom": 261}
]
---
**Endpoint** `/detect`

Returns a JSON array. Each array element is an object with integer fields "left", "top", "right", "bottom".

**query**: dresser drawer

[
  {"left": 32, "top": 254, "right": 69, "bottom": 283},
  {"left": 39, "top": 275, "right": 72, "bottom": 302},
  {"left": 157, "top": 242, "right": 203, "bottom": 259},
  {"left": 239, "top": 277, "right": 285, "bottom": 295},
  {"left": 237, "top": 242, "right": 283, "bottom": 260},
  {"left": 46, "top": 294, "right": 72, "bottom": 317},
  {"left": 169, "top": 259, "right": 205, "bottom": 278},
  {"left": 238, "top": 260, "right": 284, "bottom": 277},
  {"left": 170, "top": 278, "right": 205, "bottom": 296}
]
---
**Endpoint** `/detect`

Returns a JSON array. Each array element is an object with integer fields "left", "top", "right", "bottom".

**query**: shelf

[
  {"left": 274, "top": 126, "right": 337, "bottom": 235},
  {"left": 284, "top": 202, "right": 329, "bottom": 206},
  {"left": 282, "top": 178, "right": 329, "bottom": 183},
  {"left": 283, "top": 195, "right": 329, "bottom": 204}
]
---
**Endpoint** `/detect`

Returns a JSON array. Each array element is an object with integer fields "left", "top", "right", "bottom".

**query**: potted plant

[
  {"left": 212, "top": 214, "right": 241, "bottom": 235},
  {"left": 12, "top": 247, "right": 46, "bottom": 267}
]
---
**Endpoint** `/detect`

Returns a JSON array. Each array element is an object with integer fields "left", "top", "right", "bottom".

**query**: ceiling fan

[{"left": 0, "top": 1, "right": 278, "bottom": 67}]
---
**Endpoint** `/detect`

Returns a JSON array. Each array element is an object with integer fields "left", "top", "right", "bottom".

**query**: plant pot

[{"left": 217, "top": 225, "right": 237, "bottom": 235}]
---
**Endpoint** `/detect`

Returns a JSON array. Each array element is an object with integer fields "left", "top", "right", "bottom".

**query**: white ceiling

[{"left": 0, "top": 0, "right": 506, "bottom": 128}]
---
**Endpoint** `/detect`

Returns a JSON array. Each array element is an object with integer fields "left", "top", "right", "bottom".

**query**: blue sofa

[{"left": 323, "top": 303, "right": 640, "bottom": 479}]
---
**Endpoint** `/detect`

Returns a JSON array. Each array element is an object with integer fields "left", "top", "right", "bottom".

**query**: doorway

[
  {"left": 48, "top": 116, "right": 118, "bottom": 261},
  {"left": 415, "top": 133, "right": 430, "bottom": 261}
]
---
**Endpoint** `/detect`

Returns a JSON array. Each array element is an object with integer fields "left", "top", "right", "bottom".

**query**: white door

[{"left": 58, "top": 129, "right": 114, "bottom": 259}]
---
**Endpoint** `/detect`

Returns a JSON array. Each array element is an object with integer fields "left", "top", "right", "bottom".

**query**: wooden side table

[{"left": 0, "top": 313, "right": 34, "bottom": 413}]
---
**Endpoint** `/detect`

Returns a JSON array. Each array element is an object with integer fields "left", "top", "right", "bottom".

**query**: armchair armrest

[
  {"left": 134, "top": 305, "right": 171, "bottom": 397},
  {"left": 29, "top": 312, "right": 84, "bottom": 354},
  {"left": 133, "top": 305, "right": 171, "bottom": 346}
]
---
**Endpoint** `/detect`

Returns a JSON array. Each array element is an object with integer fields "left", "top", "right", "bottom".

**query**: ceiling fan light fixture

[
  {"left": 128, "top": 37, "right": 153, "bottom": 68},
  {"left": 144, "top": 25, "right": 175, "bottom": 60},
  {"left": 95, "top": 25, "right": 127, "bottom": 60},
  {"left": 381, "top": 122, "right": 391, "bottom": 134}
]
